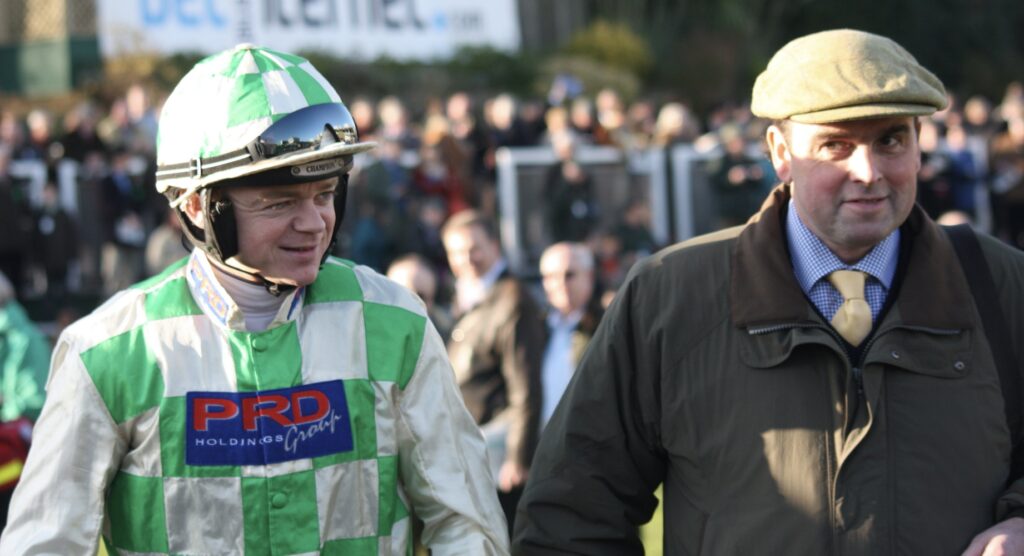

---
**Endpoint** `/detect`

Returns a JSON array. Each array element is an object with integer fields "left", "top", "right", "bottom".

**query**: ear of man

[
  {"left": 765, "top": 124, "right": 792, "bottom": 184},
  {"left": 182, "top": 193, "right": 206, "bottom": 229}
]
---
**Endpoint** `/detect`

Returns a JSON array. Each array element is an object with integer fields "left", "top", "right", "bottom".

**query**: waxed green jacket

[{"left": 514, "top": 186, "right": 1024, "bottom": 555}]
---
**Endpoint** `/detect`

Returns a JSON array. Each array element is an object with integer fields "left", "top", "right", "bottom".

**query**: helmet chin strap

[{"left": 215, "top": 256, "right": 297, "bottom": 297}]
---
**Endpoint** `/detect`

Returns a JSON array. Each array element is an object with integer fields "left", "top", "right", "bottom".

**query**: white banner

[{"left": 97, "top": 0, "right": 520, "bottom": 60}]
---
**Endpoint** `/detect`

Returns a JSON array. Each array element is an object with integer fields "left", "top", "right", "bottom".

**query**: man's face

[
  {"left": 541, "top": 246, "right": 594, "bottom": 316},
  {"left": 443, "top": 225, "right": 501, "bottom": 281},
  {"left": 226, "top": 177, "right": 338, "bottom": 287},
  {"left": 767, "top": 116, "right": 921, "bottom": 263}
]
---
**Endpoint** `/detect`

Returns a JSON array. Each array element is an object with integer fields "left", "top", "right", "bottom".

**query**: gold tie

[{"left": 828, "top": 270, "right": 872, "bottom": 346}]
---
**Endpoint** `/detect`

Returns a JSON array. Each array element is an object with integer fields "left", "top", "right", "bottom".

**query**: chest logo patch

[{"left": 185, "top": 380, "right": 353, "bottom": 466}]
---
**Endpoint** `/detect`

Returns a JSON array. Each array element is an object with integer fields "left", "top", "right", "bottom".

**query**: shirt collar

[
  {"left": 547, "top": 308, "right": 583, "bottom": 330},
  {"left": 480, "top": 258, "right": 507, "bottom": 289},
  {"left": 786, "top": 199, "right": 899, "bottom": 294},
  {"left": 455, "top": 258, "right": 508, "bottom": 313}
]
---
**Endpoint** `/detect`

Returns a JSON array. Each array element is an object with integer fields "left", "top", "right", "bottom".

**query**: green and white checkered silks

[
  {"left": 7, "top": 254, "right": 503, "bottom": 555},
  {"left": 156, "top": 44, "right": 353, "bottom": 199},
  {"left": 103, "top": 258, "right": 421, "bottom": 554}
]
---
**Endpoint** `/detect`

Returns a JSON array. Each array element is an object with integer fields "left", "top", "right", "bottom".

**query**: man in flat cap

[{"left": 513, "top": 29, "right": 1024, "bottom": 555}]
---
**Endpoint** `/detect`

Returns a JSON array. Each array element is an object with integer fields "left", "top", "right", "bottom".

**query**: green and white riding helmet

[{"left": 156, "top": 44, "right": 375, "bottom": 290}]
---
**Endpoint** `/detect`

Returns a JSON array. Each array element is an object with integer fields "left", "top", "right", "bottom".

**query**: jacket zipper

[
  {"left": 748, "top": 322, "right": 856, "bottom": 554},
  {"left": 749, "top": 322, "right": 963, "bottom": 553}
]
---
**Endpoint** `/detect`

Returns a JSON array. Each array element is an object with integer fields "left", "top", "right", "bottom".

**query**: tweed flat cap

[{"left": 751, "top": 29, "right": 947, "bottom": 124}]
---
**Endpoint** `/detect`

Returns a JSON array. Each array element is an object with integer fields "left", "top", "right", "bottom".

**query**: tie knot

[
  {"left": 828, "top": 270, "right": 867, "bottom": 301},
  {"left": 827, "top": 270, "right": 872, "bottom": 346}
]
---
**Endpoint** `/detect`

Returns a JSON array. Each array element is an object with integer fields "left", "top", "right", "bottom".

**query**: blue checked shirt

[{"left": 786, "top": 200, "right": 899, "bottom": 323}]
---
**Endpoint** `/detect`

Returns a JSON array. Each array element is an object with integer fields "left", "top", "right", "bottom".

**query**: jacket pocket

[
  {"left": 866, "top": 326, "right": 973, "bottom": 379},
  {"left": 740, "top": 325, "right": 842, "bottom": 369}
]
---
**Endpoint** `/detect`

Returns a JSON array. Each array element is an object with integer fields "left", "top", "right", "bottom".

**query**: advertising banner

[{"left": 98, "top": 0, "right": 520, "bottom": 60}]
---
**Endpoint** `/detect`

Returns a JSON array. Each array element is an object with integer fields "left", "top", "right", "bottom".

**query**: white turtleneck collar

[{"left": 209, "top": 261, "right": 287, "bottom": 332}]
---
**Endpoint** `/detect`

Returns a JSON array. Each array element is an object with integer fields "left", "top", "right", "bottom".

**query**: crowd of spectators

[{"left": 1, "top": 79, "right": 1023, "bottom": 337}]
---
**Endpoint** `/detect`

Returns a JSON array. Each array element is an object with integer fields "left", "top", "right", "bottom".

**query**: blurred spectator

[
  {"left": 349, "top": 198, "right": 399, "bottom": 273},
  {"left": 446, "top": 91, "right": 490, "bottom": 186},
  {"left": 625, "top": 99, "right": 657, "bottom": 149},
  {"left": 997, "top": 81, "right": 1024, "bottom": 122},
  {"left": 652, "top": 102, "right": 701, "bottom": 146},
  {"left": 541, "top": 106, "right": 572, "bottom": 145},
  {"left": 442, "top": 210, "right": 545, "bottom": 533},
  {"left": 918, "top": 118, "right": 955, "bottom": 217},
  {"left": 538, "top": 242, "right": 602, "bottom": 429},
  {"left": 0, "top": 147, "right": 33, "bottom": 299},
  {"left": 481, "top": 94, "right": 533, "bottom": 214},
  {"left": 708, "top": 124, "right": 771, "bottom": 227},
  {"left": 96, "top": 98, "right": 132, "bottom": 151},
  {"left": 488, "top": 94, "right": 532, "bottom": 147},
  {"left": 544, "top": 133, "right": 597, "bottom": 242},
  {"left": 387, "top": 253, "right": 454, "bottom": 340},
  {"left": 377, "top": 95, "right": 420, "bottom": 150},
  {"left": 23, "top": 109, "right": 61, "bottom": 165},
  {"left": 518, "top": 99, "right": 548, "bottom": 146},
  {"left": 124, "top": 83, "right": 159, "bottom": 154},
  {"left": 963, "top": 95, "right": 1000, "bottom": 140},
  {"left": 0, "top": 112, "right": 27, "bottom": 159},
  {"left": 412, "top": 114, "right": 471, "bottom": 216},
  {"left": 349, "top": 96, "right": 378, "bottom": 140},
  {"left": 0, "top": 271, "right": 50, "bottom": 423},
  {"left": 357, "top": 138, "right": 410, "bottom": 209},
  {"left": 59, "top": 102, "right": 107, "bottom": 163},
  {"left": 0, "top": 270, "right": 48, "bottom": 530},
  {"left": 990, "top": 111, "right": 1024, "bottom": 248},
  {"left": 593, "top": 229, "right": 625, "bottom": 299},
  {"left": 594, "top": 88, "right": 627, "bottom": 147},
  {"left": 614, "top": 197, "right": 659, "bottom": 266},
  {"left": 99, "top": 149, "right": 148, "bottom": 296},
  {"left": 31, "top": 181, "right": 78, "bottom": 302},
  {"left": 961, "top": 95, "right": 997, "bottom": 182},
  {"left": 485, "top": 94, "right": 534, "bottom": 150},
  {"left": 704, "top": 102, "right": 734, "bottom": 134},
  {"left": 399, "top": 196, "right": 452, "bottom": 276},
  {"left": 944, "top": 124, "right": 981, "bottom": 216},
  {"left": 569, "top": 96, "right": 600, "bottom": 144},
  {"left": 346, "top": 138, "right": 409, "bottom": 271},
  {"left": 145, "top": 206, "right": 186, "bottom": 276}
]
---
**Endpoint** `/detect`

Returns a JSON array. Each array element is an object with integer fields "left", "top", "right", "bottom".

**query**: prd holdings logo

[{"left": 185, "top": 380, "right": 353, "bottom": 466}]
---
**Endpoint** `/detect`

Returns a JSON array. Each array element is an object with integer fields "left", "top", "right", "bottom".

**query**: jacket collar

[{"left": 731, "top": 184, "right": 973, "bottom": 331}]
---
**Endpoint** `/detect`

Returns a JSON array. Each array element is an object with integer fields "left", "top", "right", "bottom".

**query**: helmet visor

[
  {"left": 251, "top": 102, "right": 359, "bottom": 160},
  {"left": 157, "top": 102, "right": 365, "bottom": 196}
]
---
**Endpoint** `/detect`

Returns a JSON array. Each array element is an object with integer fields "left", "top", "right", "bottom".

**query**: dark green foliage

[
  {"left": 153, "top": 52, "right": 205, "bottom": 90},
  {"left": 562, "top": 19, "right": 654, "bottom": 78},
  {"left": 589, "top": 0, "right": 1024, "bottom": 108},
  {"left": 296, "top": 46, "right": 539, "bottom": 103}
]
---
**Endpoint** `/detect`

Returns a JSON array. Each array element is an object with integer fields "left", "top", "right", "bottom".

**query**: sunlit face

[
  {"left": 224, "top": 177, "right": 338, "bottom": 286},
  {"left": 442, "top": 224, "right": 501, "bottom": 281},
  {"left": 540, "top": 245, "right": 593, "bottom": 316},
  {"left": 767, "top": 117, "right": 921, "bottom": 263}
]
